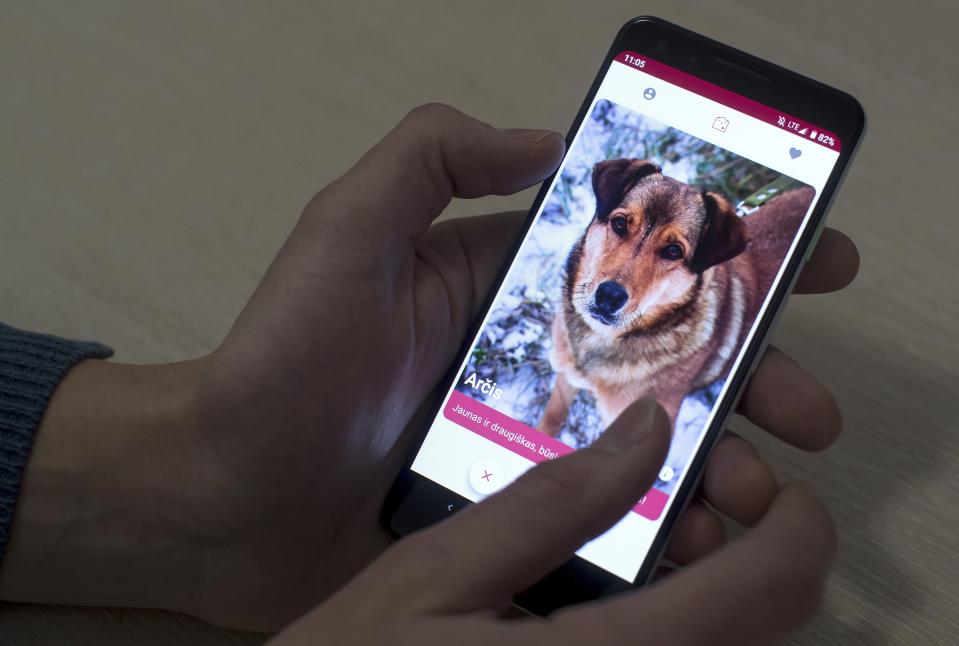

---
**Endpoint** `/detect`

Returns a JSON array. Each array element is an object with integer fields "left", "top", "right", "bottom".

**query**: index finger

[{"left": 793, "top": 227, "right": 860, "bottom": 294}]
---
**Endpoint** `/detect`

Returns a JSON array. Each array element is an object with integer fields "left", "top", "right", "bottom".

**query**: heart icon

[{"left": 789, "top": 147, "right": 802, "bottom": 159}]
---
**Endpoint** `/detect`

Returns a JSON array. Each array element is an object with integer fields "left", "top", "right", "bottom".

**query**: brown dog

[{"left": 537, "top": 158, "right": 812, "bottom": 435}]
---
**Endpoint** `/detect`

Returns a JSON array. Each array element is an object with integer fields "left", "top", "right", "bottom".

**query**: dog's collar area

[{"left": 735, "top": 176, "right": 805, "bottom": 216}]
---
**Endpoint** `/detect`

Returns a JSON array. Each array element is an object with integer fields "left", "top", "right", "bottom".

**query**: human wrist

[{"left": 0, "top": 357, "right": 208, "bottom": 613}]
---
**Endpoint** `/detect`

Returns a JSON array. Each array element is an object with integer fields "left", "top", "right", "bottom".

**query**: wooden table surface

[{"left": 1, "top": 1, "right": 956, "bottom": 644}]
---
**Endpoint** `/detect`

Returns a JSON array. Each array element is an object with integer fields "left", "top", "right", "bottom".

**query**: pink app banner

[
  {"left": 444, "top": 390, "right": 669, "bottom": 520},
  {"left": 612, "top": 50, "right": 842, "bottom": 152}
]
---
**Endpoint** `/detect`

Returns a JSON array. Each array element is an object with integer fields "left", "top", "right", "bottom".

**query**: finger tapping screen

[{"left": 411, "top": 51, "right": 842, "bottom": 582}]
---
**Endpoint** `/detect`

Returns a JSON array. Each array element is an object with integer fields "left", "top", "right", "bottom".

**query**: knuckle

[
  {"left": 404, "top": 102, "right": 457, "bottom": 126},
  {"left": 817, "top": 390, "right": 843, "bottom": 446},
  {"left": 393, "top": 103, "right": 460, "bottom": 207},
  {"left": 801, "top": 483, "right": 839, "bottom": 554},
  {"left": 753, "top": 543, "right": 831, "bottom": 621},
  {"left": 759, "top": 553, "right": 808, "bottom": 596}
]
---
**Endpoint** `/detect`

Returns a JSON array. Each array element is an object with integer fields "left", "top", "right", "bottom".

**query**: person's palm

[{"left": 182, "top": 104, "right": 857, "bottom": 630}]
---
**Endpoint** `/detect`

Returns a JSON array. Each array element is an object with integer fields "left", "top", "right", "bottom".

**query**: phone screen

[{"left": 409, "top": 50, "right": 843, "bottom": 583}]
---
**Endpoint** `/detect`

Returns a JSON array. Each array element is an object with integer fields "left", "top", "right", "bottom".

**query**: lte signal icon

[{"left": 712, "top": 116, "right": 729, "bottom": 132}]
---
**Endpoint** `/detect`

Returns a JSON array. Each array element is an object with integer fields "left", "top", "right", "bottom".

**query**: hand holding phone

[
  {"left": 272, "top": 398, "right": 836, "bottom": 646},
  {"left": 0, "top": 15, "right": 860, "bottom": 638},
  {"left": 126, "top": 19, "right": 857, "bottom": 630}
]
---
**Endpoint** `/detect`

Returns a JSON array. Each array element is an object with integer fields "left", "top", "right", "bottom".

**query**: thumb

[
  {"left": 300, "top": 103, "right": 564, "bottom": 264},
  {"left": 394, "top": 396, "right": 671, "bottom": 612}
]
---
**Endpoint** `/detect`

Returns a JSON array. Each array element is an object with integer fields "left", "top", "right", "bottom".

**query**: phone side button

[{"left": 804, "top": 225, "right": 825, "bottom": 263}]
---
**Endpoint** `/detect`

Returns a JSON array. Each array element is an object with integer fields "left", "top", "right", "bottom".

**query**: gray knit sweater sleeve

[{"left": 0, "top": 323, "right": 113, "bottom": 560}]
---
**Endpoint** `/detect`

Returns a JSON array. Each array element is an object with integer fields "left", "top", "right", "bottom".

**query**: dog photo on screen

[{"left": 456, "top": 99, "right": 812, "bottom": 493}]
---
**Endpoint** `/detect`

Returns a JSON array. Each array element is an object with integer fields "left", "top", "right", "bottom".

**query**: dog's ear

[
  {"left": 690, "top": 191, "right": 749, "bottom": 273},
  {"left": 591, "top": 159, "right": 661, "bottom": 221}
]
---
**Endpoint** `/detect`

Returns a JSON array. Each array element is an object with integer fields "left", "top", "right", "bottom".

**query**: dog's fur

[{"left": 538, "top": 159, "right": 811, "bottom": 435}]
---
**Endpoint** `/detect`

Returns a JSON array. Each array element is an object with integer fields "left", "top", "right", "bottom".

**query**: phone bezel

[{"left": 381, "top": 15, "right": 865, "bottom": 614}]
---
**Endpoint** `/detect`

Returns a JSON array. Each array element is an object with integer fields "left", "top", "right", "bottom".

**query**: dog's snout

[{"left": 594, "top": 281, "right": 628, "bottom": 315}]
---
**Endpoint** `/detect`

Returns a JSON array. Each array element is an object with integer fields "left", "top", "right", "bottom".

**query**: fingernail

[
  {"left": 593, "top": 396, "right": 664, "bottom": 453},
  {"left": 500, "top": 128, "right": 562, "bottom": 143}
]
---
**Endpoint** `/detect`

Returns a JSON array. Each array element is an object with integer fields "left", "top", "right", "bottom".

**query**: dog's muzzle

[{"left": 589, "top": 280, "right": 628, "bottom": 325}]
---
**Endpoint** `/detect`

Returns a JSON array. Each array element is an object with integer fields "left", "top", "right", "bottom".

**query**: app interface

[{"left": 411, "top": 51, "right": 842, "bottom": 582}]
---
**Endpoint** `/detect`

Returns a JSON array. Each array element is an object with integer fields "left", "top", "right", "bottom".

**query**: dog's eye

[
  {"left": 660, "top": 243, "right": 684, "bottom": 260},
  {"left": 610, "top": 216, "right": 628, "bottom": 235}
]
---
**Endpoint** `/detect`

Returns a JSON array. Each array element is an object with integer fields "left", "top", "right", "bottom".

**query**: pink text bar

[{"left": 444, "top": 390, "right": 669, "bottom": 520}]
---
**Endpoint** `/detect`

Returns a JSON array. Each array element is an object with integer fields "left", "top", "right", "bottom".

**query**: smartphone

[{"left": 382, "top": 16, "right": 864, "bottom": 614}]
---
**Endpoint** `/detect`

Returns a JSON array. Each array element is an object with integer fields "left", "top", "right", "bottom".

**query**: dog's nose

[{"left": 594, "top": 281, "right": 628, "bottom": 315}]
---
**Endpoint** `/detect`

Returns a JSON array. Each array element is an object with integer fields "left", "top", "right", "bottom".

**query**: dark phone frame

[{"left": 381, "top": 15, "right": 865, "bottom": 614}]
